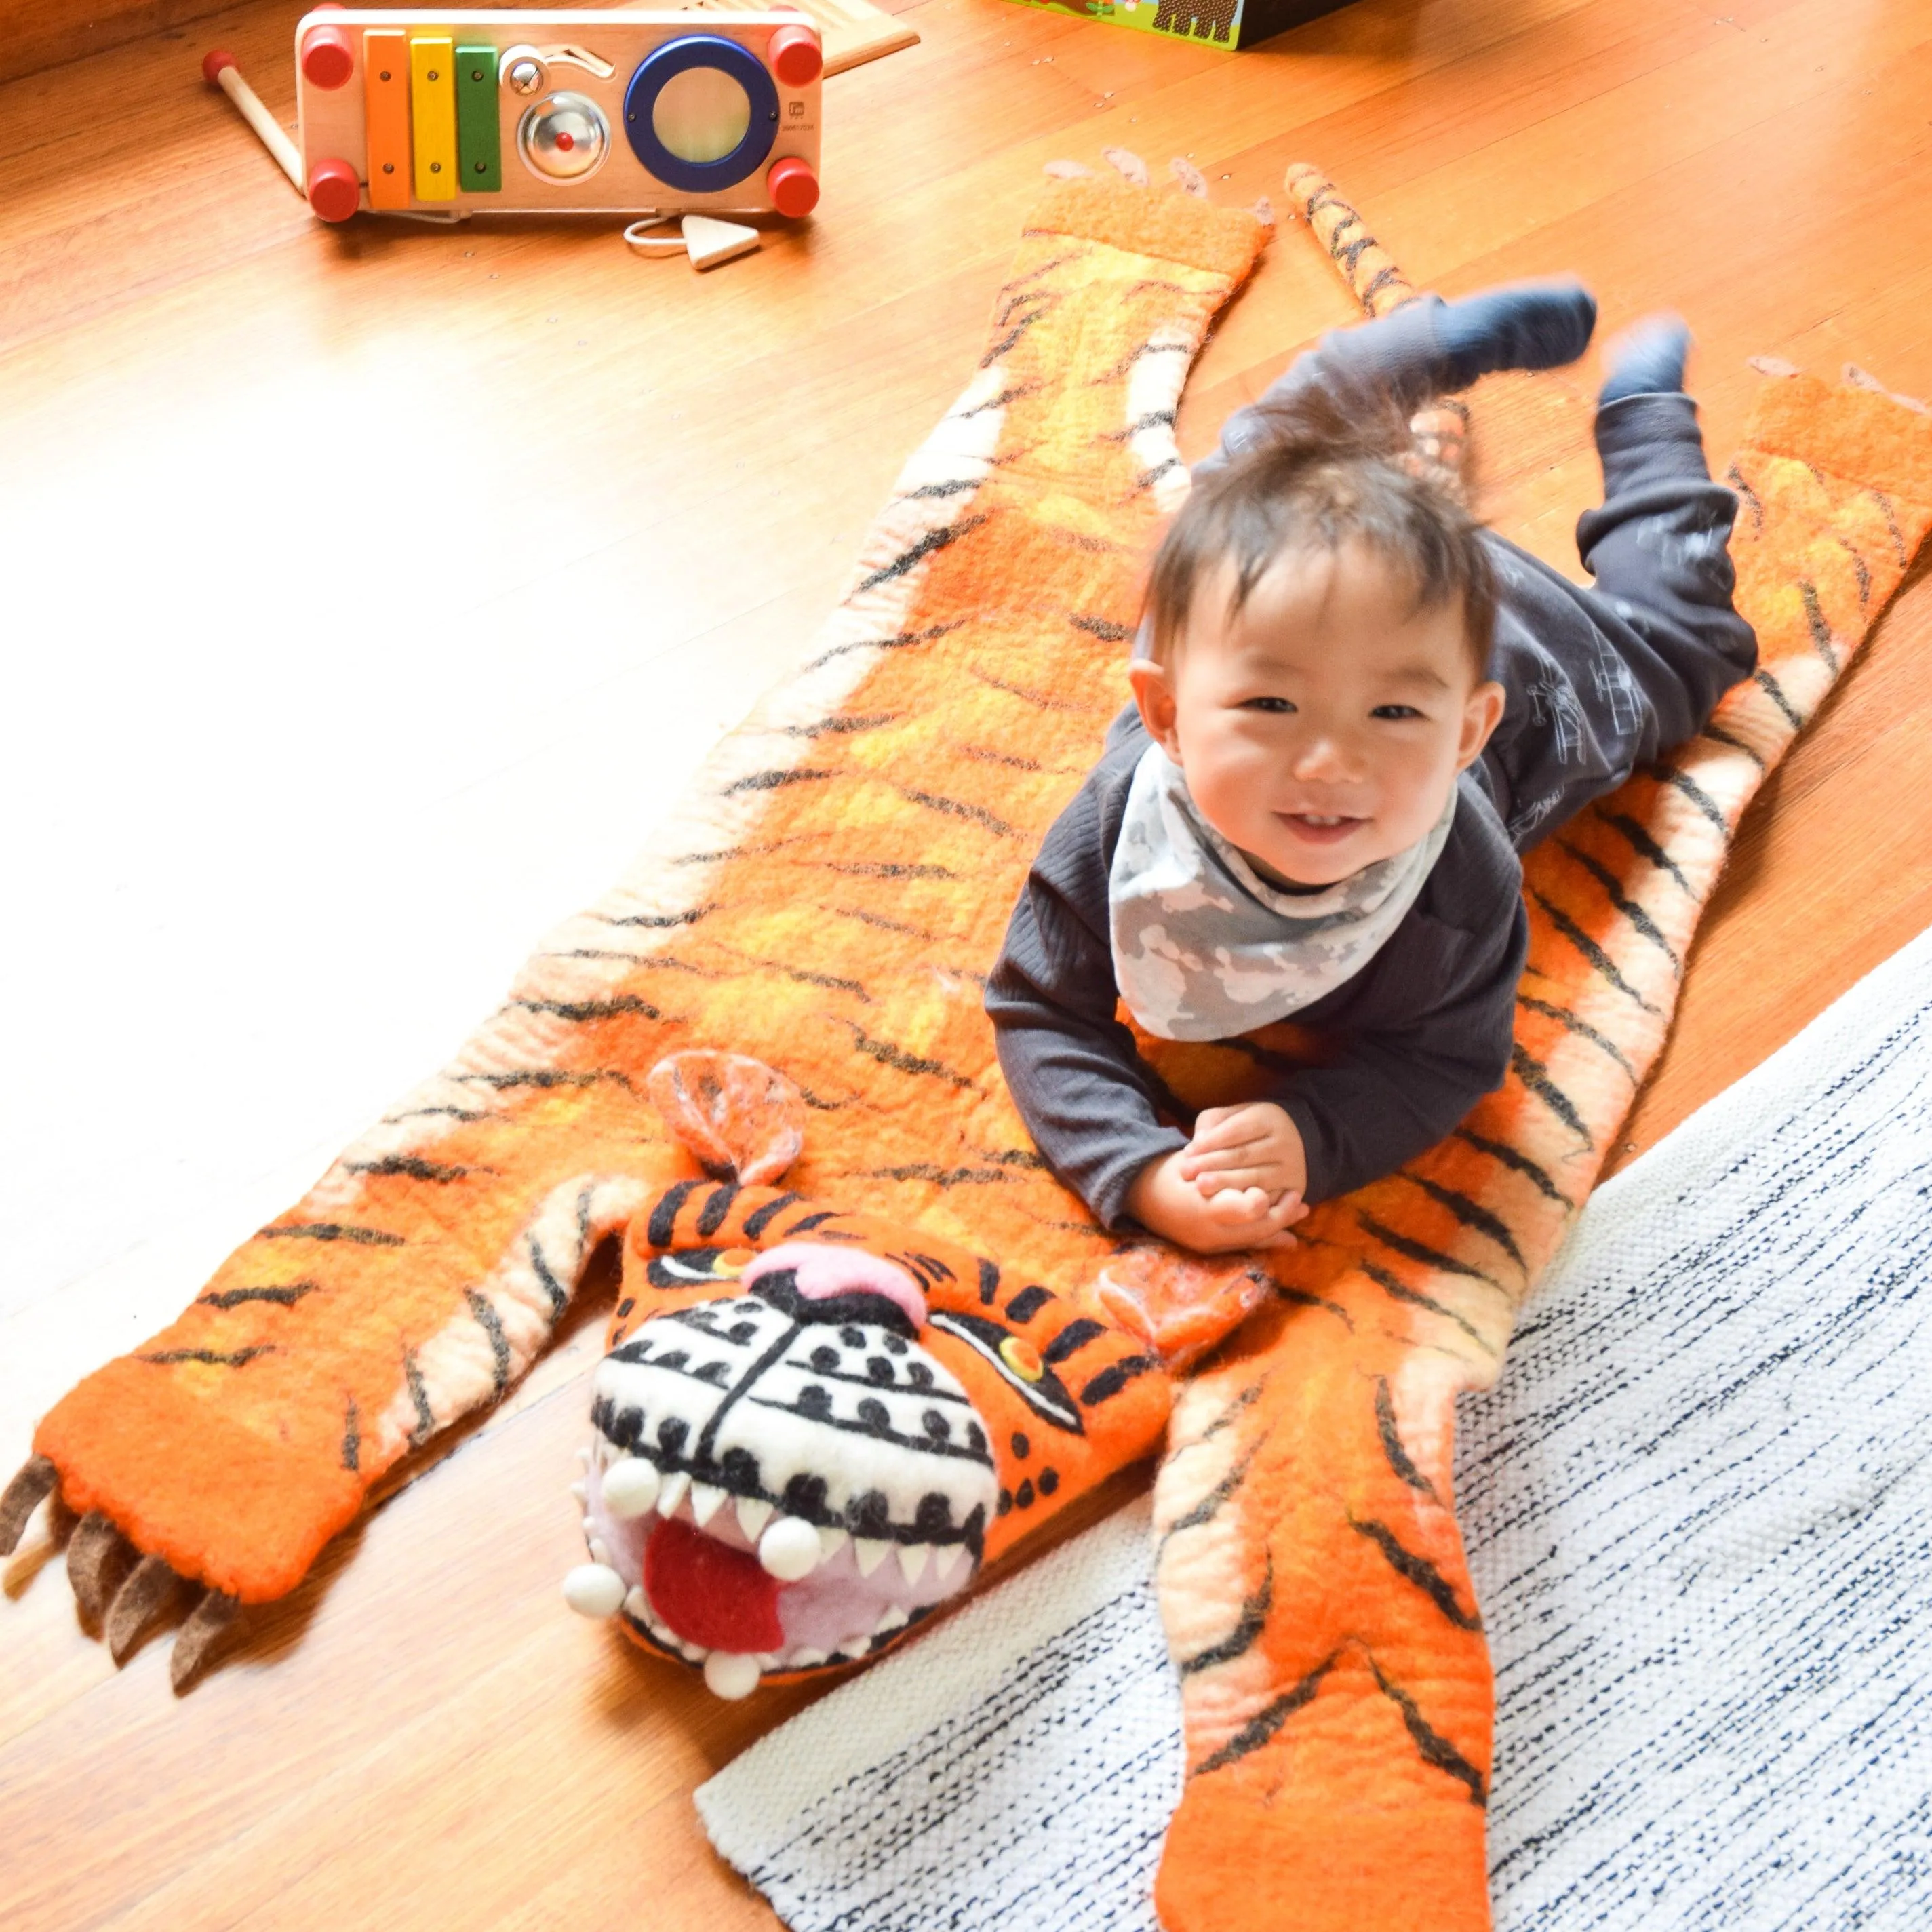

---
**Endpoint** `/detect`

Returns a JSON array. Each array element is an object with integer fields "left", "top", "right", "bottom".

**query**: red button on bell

[
  {"left": 302, "top": 24, "right": 354, "bottom": 90},
  {"left": 767, "top": 24, "right": 822, "bottom": 88},
  {"left": 767, "top": 155, "right": 819, "bottom": 220},
  {"left": 307, "top": 156, "right": 361, "bottom": 223}
]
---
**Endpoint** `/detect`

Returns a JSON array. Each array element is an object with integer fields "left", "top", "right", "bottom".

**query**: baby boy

[{"left": 985, "top": 284, "right": 1756, "bottom": 1254}]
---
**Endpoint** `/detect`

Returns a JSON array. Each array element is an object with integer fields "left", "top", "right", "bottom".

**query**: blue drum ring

[{"left": 623, "top": 35, "right": 778, "bottom": 195}]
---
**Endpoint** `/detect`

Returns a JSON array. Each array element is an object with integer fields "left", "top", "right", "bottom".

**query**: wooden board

[
  {"left": 3, "top": 0, "right": 1931, "bottom": 1926},
  {"left": 688, "top": 0, "right": 919, "bottom": 75}
]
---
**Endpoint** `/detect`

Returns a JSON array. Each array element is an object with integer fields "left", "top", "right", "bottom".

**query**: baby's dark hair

[{"left": 1145, "top": 379, "right": 1497, "bottom": 677}]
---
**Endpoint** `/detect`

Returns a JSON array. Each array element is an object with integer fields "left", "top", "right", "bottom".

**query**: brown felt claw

[
  {"left": 0, "top": 1453, "right": 57, "bottom": 1554},
  {"left": 1043, "top": 159, "right": 1093, "bottom": 180},
  {"left": 646, "top": 1050, "right": 807, "bottom": 1187},
  {"left": 1095, "top": 1249, "right": 1274, "bottom": 1371},
  {"left": 171, "top": 1589, "right": 240, "bottom": 1693},
  {"left": 1102, "top": 146, "right": 1149, "bottom": 189},
  {"left": 67, "top": 1510, "right": 136, "bottom": 1625},
  {"left": 1170, "top": 157, "right": 1208, "bottom": 199},
  {"left": 107, "top": 1553, "right": 187, "bottom": 1663}
]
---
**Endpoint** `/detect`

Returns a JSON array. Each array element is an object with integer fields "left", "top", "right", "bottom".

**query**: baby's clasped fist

[{"left": 1179, "top": 1101, "right": 1309, "bottom": 1204}]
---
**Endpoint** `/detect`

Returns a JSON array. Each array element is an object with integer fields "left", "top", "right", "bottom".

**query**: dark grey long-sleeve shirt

[{"left": 985, "top": 313, "right": 1755, "bottom": 1229}]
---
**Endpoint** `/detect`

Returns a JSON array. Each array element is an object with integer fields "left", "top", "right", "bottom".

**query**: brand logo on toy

[{"left": 294, "top": 8, "right": 821, "bottom": 223}]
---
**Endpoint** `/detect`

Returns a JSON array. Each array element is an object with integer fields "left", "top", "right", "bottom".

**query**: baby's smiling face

[{"left": 1130, "top": 538, "right": 1505, "bottom": 888}]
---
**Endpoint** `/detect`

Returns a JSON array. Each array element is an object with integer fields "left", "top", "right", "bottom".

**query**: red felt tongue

[{"left": 644, "top": 1517, "right": 785, "bottom": 1653}]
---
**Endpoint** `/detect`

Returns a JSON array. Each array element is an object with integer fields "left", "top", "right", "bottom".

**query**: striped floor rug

[{"left": 698, "top": 922, "right": 1932, "bottom": 1930}]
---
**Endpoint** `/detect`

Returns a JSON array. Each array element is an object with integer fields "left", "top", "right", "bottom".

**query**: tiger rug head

[{"left": 559, "top": 1050, "right": 1272, "bottom": 1698}]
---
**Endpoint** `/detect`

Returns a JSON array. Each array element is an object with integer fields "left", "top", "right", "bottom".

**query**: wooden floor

[{"left": 4, "top": 1, "right": 1931, "bottom": 1925}]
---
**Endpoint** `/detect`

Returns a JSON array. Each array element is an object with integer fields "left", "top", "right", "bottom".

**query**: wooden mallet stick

[{"left": 202, "top": 50, "right": 304, "bottom": 193}]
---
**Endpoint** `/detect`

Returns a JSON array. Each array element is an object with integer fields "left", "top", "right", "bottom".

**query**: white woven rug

[{"left": 698, "top": 926, "right": 1932, "bottom": 1931}]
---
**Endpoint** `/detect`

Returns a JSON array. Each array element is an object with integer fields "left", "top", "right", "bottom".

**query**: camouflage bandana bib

[{"left": 1107, "top": 743, "right": 1456, "bottom": 1042}]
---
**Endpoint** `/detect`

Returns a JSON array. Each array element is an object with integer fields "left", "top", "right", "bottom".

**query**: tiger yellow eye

[{"left": 999, "top": 1335, "right": 1044, "bottom": 1383}]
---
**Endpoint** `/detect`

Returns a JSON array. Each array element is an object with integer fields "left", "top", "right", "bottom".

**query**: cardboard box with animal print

[{"left": 1001, "top": 0, "right": 1350, "bottom": 51}]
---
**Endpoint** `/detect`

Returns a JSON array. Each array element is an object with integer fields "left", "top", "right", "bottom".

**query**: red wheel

[
  {"left": 307, "top": 157, "right": 361, "bottom": 223},
  {"left": 767, "top": 25, "right": 822, "bottom": 89},
  {"left": 767, "top": 155, "right": 819, "bottom": 220}
]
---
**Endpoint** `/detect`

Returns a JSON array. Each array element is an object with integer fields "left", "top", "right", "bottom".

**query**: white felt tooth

[
  {"left": 736, "top": 1495, "right": 775, "bottom": 1541},
  {"left": 682, "top": 1640, "right": 707, "bottom": 1662},
  {"left": 690, "top": 1482, "right": 727, "bottom": 1529},
  {"left": 705, "top": 1651, "right": 762, "bottom": 1699},
  {"left": 759, "top": 1516, "right": 823, "bottom": 1583},
  {"left": 896, "top": 1543, "right": 930, "bottom": 1586},
  {"left": 873, "top": 1604, "right": 909, "bottom": 1634},
  {"left": 854, "top": 1537, "right": 892, "bottom": 1577},
  {"left": 589, "top": 1537, "right": 612, "bottom": 1567},
  {"left": 602, "top": 1457, "right": 662, "bottom": 1520},
  {"left": 934, "top": 1543, "right": 968, "bottom": 1585},
  {"left": 570, "top": 1479, "right": 587, "bottom": 1503},
  {"left": 624, "top": 1587, "right": 648, "bottom": 1619},
  {"left": 755, "top": 1651, "right": 782, "bottom": 1670},
  {"left": 562, "top": 1563, "right": 626, "bottom": 1618},
  {"left": 657, "top": 1470, "right": 691, "bottom": 1518},
  {"left": 818, "top": 1525, "right": 848, "bottom": 1562},
  {"left": 576, "top": 1446, "right": 592, "bottom": 1470},
  {"left": 582, "top": 1515, "right": 597, "bottom": 1537},
  {"left": 788, "top": 1647, "right": 829, "bottom": 1669}
]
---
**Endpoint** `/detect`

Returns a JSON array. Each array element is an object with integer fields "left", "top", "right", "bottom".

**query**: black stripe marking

[
  {"left": 785, "top": 1209, "right": 840, "bottom": 1235},
  {"left": 604, "top": 904, "right": 714, "bottom": 930},
  {"left": 347, "top": 1155, "right": 479, "bottom": 1183},
  {"left": 1349, "top": 1517, "right": 1482, "bottom": 1630},
  {"left": 1375, "top": 1377, "right": 1438, "bottom": 1503},
  {"left": 825, "top": 903, "right": 938, "bottom": 941},
  {"left": 852, "top": 515, "right": 989, "bottom": 596},
  {"left": 863, "top": 1162, "right": 1011, "bottom": 1188},
  {"left": 836, "top": 1020, "right": 975, "bottom": 1089},
  {"left": 981, "top": 304, "right": 1049, "bottom": 366},
  {"left": 969, "top": 666, "right": 1100, "bottom": 713},
  {"left": 1653, "top": 762, "right": 1732, "bottom": 837},
  {"left": 1179, "top": 1559, "right": 1274, "bottom": 1677},
  {"left": 140, "top": 1346, "right": 275, "bottom": 1367},
  {"left": 465, "top": 1290, "right": 512, "bottom": 1397},
  {"left": 461, "top": 1069, "right": 634, "bottom": 1092},
  {"left": 647, "top": 1180, "right": 705, "bottom": 1250},
  {"left": 1198, "top": 1381, "right": 1265, "bottom": 1442},
  {"left": 199, "top": 1282, "right": 319, "bottom": 1309},
  {"left": 1162, "top": 1444, "right": 1257, "bottom": 1543},
  {"left": 1396, "top": 1175, "right": 1526, "bottom": 1271},
  {"left": 406, "top": 1349, "right": 435, "bottom": 1445},
  {"left": 341, "top": 1398, "right": 360, "bottom": 1474},
  {"left": 1872, "top": 488, "right": 1908, "bottom": 567},
  {"left": 259, "top": 1222, "right": 403, "bottom": 1247},
  {"left": 1135, "top": 457, "right": 1184, "bottom": 493},
  {"left": 1194, "top": 1653, "right": 1339, "bottom": 1775},
  {"left": 1529, "top": 891, "right": 1661, "bottom": 1014},
  {"left": 780, "top": 713, "right": 901, "bottom": 740},
  {"left": 1835, "top": 540, "right": 1872, "bottom": 609},
  {"left": 1359, "top": 1261, "right": 1495, "bottom": 1357},
  {"left": 1724, "top": 460, "right": 1765, "bottom": 536},
  {"left": 741, "top": 1191, "right": 803, "bottom": 1241},
  {"left": 1358, "top": 1213, "right": 1505, "bottom": 1293},
  {"left": 514, "top": 995, "right": 662, "bottom": 1023},
  {"left": 1699, "top": 721, "right": 1765, "bottom": 768},
  {"left": 1453, "top": 1127, "right": 1571, "bottom": 1207},
  {"left": 1510, "top": 1042, "right": 1594, "bottom": 1146},
  {"left": 1516, "top": 992, "right": 1640, "bottom": 1084},
  {"left": 1098, "top": 412, "right": 1176, "bottom": 446},
  {"left": 1552, "top": 841, "right": 1682, "bottom": 971},
  {"left": 961, "top": 745, "right": 1042, "bottom": 772},
  {"left": 1359, "top": 262, "right": 1407, "bottom": 307},
  {"left": 1080, "top": 1355, "right": 1157, "bottom": 1406},
  {"left": 898, "top": 787, "right": 1019, "bottom": 839},
  {"left": 529, "top": 1238, "right": 569, "bottom": 1320},
  {"left": 1043, "top": 1318, "right": 1106, "bottom": 1365},
  {"left": 1006, "top": 1285, "right": 1055, "bottom": 1323},
  {"left": 724, "top": 767, "right": 836, "bottom": 796},
  {"left": 819, "top": 859, "right": 958, "bottom": 882},
  {"left": 1753, "top": 667, "right": 1805, "bottom": 732},
  {"left": 1598, "top": 811, "right": 1694, "bottom": 896},
  {"left": 808, "top": 620, "right": 965, "bottom": 673},
  {"left": 696, "top": 1183, "right": 741, "bottom": 1239},
  {"left": 1068, "top": 614, "right": 1137, "bottom": 644},
  {"left": 1371, "top": 1657, "right": 1488, "bottom": 1806},
  {"left": 977, "top": 1257, "right": 1001, "bottom": 1307}
]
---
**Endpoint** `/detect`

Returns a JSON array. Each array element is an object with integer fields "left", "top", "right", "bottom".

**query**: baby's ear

[
  {"left": 1127, "top": 656, "right": 1184, "bottom": 759},
  {"left": 1456, "top": 677, "right": 1507, "bottom": 770}
]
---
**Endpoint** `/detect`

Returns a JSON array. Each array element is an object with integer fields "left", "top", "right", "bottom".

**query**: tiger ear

[
  {"left": 646, "top": 1052, "right": 807, "bottom": 1187},
  {"left": 1094, "top": 1249, "right": 1274, "bottom": 1371}
]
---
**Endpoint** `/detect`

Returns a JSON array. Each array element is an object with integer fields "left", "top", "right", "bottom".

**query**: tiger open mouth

[{"left": 564, "top": 1244, "right": 997, "bottom": 1697}]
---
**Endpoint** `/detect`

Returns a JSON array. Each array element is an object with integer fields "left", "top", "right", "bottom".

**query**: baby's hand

[
  {"left": 1179, "top": 1103, "right": 1308, "bottom": 1205},
  {"left": 1126, "top": 1149, "right": 1307, "bottom": 1255}
]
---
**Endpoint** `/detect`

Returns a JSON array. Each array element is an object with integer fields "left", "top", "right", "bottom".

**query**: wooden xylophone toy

[{"left": 290, "top": 8, "right": 821, "bottom": 222}]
